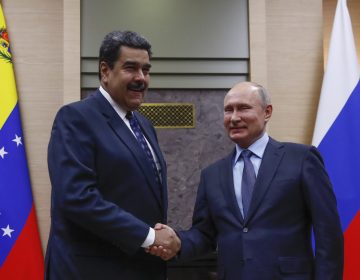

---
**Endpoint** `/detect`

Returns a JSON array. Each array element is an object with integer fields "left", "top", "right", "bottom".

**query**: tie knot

[
  {"left": 241, "top": 149, "right": 253, "bottom": 159},
  {"left": 126, "top": 111, "right": 133, "bottom": 120}
]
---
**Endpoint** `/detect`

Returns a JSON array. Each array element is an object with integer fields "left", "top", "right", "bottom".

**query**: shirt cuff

[{"left": 141, "top": 227, "right": 155, "bottom": 248}]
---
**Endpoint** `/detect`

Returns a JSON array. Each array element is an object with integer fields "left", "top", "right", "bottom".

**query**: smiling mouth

[
  {"left": 127, "top": 82, "right": 146, "bottom": 92},
  {"left": 231, "top": 125, "right": 246, "bottom": 129},
  {"left": 230, "top": 126, "right": 247, "bottom": 133}
]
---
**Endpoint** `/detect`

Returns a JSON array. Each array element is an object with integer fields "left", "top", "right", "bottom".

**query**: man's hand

[{"left": 146, "top": 223, "right": 181, "bottom": 260}]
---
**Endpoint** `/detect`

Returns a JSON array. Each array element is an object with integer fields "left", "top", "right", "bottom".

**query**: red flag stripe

[
  {"left": 344, "top": 211, "right": 360, "bottom": 280},
  {"left": 0, "top": 205, "right": 44, "bottom": 279}
]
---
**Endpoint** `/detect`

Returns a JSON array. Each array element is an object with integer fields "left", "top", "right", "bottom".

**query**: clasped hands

[{"left": 145, "top": 223, "right": 181, "bottom": 261}]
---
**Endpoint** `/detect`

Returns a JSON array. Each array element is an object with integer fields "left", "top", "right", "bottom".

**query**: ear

[
  {"left": 264, "top": 104, "right": 273, "bottom": 122},
  {"left": 99, "top": 61, "right": 110, "bottom": 83}
]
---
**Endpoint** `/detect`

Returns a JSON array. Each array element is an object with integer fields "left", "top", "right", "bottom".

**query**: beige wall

[
  {"left": 2, "top": 0, "right": 359, "bottom": 251},
  {"left": 249, "top": 0, "right": 324, "bottom": 143}
]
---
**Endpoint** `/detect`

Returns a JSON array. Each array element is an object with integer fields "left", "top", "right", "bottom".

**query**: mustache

[{"left": 127, "top": 82, "right": 146, "bottom": 91}]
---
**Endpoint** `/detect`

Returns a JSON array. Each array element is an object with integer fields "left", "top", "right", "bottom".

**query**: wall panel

[
  {"left": 81, "top": 0, "right": 249, "bottom": 89},
  {"left": 250, "top": 0, "right": 324, "bottom": 144}
]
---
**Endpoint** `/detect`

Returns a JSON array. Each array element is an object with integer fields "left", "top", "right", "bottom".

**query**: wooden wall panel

[
  {"left": 250, "top": 0, "right": 323, "bottom": 144},
  {"left": 248, "top": 0, "right": 268, "bottom": 87},
  {"left": 268, "top": 0, "right": 324, "bottom": 144},
  {"left": 63, "top": 0, "right": 80, "bottom": 104}
]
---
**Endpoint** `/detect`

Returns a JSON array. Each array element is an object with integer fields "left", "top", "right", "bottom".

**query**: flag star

[
  {"left": 12, "top": 134, "right": 23, "bottom": 147},
  {"left": 0, "top": 146, "right": 8, "bottom": 159},
  {"left": 1, "top": 224, "right": 15, "bottom": 238}
]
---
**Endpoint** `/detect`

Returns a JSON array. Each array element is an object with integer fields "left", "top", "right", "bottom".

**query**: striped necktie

[{"left": 126, "top": 112, "right": 161, "bottom": 185}]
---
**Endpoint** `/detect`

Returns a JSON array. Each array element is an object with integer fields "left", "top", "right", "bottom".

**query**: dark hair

[{"left": 98, "top": 30, "right": 152, "bottom": 80}]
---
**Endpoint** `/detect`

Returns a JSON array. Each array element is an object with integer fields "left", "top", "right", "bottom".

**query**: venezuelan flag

[
  {"left": 0, "top": 4, "right": 44, "bottom": 279},
  {"left": 312, "top": 0, "right": 360, "bottom": 279}
]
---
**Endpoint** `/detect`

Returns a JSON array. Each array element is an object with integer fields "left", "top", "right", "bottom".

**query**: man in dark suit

[
  {"left": 45, "top": 30, "right": 180, "bottom": 280},
  {"left": 151, "top": 81, "right": 343, "bottom": 279}
]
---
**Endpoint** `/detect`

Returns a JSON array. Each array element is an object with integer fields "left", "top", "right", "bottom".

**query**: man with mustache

[
  {"left": 151, "top": 81, "right": 343, "bottom": 280},
  {"left": 45, "top": 30, "right": 180, "bottom": 280}
]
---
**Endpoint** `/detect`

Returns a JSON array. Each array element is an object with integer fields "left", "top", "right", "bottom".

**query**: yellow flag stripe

[{"left": 0, "top": 4, "right": 19, "bottom": 130}]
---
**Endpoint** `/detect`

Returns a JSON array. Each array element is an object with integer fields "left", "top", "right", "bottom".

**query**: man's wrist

[{"left": 141, "top": 227, "right": 155, "bottom": 248}]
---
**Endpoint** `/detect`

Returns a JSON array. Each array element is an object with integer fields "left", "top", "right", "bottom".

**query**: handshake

[{"left": 145, "top": 223, "right": 181, "bottom": 261}]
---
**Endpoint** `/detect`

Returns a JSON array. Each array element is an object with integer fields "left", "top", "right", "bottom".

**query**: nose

[
  {"left": 134, "top": 69, "right": 145, "bottom": 80},
  {"left": 230, "top": 110, "right": 241, "bottom": 123}
]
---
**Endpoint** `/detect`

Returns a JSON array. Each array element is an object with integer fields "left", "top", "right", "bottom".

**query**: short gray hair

[{"left": 250, "top": 82, "right": 271, "bottom": 108}]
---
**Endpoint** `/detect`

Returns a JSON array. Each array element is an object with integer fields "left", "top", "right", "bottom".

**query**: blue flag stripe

[
  {"left": 0, "top": 104, "right": 33, "bottom": 266},
  {"left": 318, "top": 79, "right": 360, "bottom": 231}
]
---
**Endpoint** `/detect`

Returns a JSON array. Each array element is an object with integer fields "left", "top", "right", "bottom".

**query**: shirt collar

[
  {"left": 234, "top": 132, "right": 269, "bottom": 164},
  {"left": 99, "top": 86, "right": 127, "bottom": 121}
]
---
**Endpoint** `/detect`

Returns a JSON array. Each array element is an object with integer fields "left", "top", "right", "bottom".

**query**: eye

[
  {"left": 142, "top": 64, "right": 151, "bottom": 74},
  {"left": 239, "top": 105, "right": 252, "bottom": 111},
  {"left": 142, "top": 67, "right": 150, "bottom": 75},
  {"left": 224, "top": 107, "right": 233, "bottom": 114}
]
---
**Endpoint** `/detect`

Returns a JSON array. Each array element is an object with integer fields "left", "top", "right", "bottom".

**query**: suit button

[{"left": 243, "top": 227, "right": 248, "bottom": 233}]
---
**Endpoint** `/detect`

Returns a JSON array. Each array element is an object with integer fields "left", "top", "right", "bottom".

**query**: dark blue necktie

[
  {"left": 241, "top": 150, "right": 256, "bottom": 218},
  {"left": 126, "top": 112, "right": 161, "bottom": 185}
]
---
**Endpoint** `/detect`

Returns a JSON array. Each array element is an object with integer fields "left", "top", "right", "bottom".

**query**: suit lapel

[
  {"left": 245, "top": 138, "right": 285, "bottom": 222},
  {"left": 221, "top": 150, "right": 245, "bottom": 224},
  {"left": 93, "top": 92, "right": 164, "bottom": 209}
]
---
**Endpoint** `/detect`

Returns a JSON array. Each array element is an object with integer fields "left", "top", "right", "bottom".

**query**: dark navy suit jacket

[
  {"left": 178, "top": 138, "right": 343, "bottom": 280},
  {"left": 45, "top": 90, "right": 168, "bottom": 280}
]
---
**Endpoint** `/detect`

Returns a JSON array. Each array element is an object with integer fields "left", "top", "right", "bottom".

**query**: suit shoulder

[
  {"left": 274, "top": 140, "right": 322, "bottom": 160},
  {"left": 64, "top": 92, "right": 98, "bottom": 110},
  {"left": 269, "top": 136, "right": 311, "bottom": 152},
  {"left": 55, "top": 92, "right": 100, "bottom": 118},
  {"left": 282, "top": 142, "right": 310, "bottom": 151}
]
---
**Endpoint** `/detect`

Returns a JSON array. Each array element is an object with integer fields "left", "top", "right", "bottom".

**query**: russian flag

[
  {"left": 0, "top": 4, "right": 44, "bottom": 279},
  {"left": 312, "top": 0, "right": 360, "bottom": 279}
]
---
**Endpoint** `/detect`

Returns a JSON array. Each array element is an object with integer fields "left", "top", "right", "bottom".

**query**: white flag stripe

[{"left": 312, "top": 0, "right": 360, "bottom": 147}]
